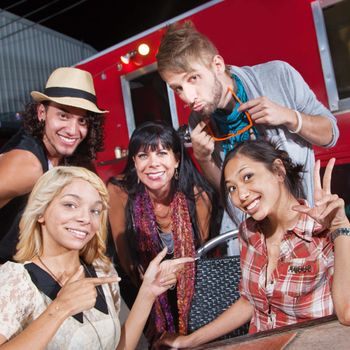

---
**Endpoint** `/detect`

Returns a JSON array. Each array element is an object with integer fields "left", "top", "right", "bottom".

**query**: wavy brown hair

[{"left": 157, "top": 21, "right": 218, "bottom": 76}]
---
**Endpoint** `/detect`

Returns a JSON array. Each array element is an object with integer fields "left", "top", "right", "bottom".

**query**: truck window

[
  {"left": 312, "top": 0, "right": 350, "bottom": 111},
  {"left": 121, "top": 63, "right": 179, "bottom": 137}
]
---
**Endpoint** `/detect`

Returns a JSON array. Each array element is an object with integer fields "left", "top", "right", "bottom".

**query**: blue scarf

[{"left": 212, "top": 75, "right": 258, "bottom": 156}]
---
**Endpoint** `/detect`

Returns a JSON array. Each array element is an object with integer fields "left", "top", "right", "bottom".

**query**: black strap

[
  {"left": 24, "top": 262, "right": 109, "bottom": 323},
  {"left": 44, "top": 87, "right": 96, "bottom": 104}
]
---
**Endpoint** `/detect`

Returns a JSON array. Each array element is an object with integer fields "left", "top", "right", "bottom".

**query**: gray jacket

[{"left": 189, "top": 60, "right": 339, "bottom": 205}]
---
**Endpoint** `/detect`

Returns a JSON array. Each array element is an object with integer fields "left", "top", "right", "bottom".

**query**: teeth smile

[
  {"left": 246, "top": 199, "right": 259, "bottom": 211},
  {"left": 59, "top": 135, "right": 77, "bottom": 144},
  {"left": 68, "top": 228, "right": 87, "bottom": 239},
  {"left": 147, "top": 171, "right": 165, "bottom": 178}
]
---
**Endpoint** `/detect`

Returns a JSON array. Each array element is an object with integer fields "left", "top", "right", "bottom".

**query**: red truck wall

[{"left": 77, "top": 0, "right": 350, "bottom": 182}]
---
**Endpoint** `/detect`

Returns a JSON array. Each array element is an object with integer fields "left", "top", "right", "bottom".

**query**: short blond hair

[
  {"left": 157, "top": 21, "right": 218, "bottom": 75},
  {"left": 14, "top": 166, "right": 110, "bottom": 270}
]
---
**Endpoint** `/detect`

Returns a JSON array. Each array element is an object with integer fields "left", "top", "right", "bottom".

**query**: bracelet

[
  {"left": 330, "top": 227, "right": 350, "bottom": 243},
  {"left": 288, "top": 110, "right": 302, "bottom": 134}
]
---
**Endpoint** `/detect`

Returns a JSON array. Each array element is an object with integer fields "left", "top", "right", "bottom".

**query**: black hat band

[{"left": 44, "top": 87, "right": 97, "bottom": 104}]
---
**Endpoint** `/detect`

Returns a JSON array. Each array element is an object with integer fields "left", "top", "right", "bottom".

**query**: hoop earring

[
  {"left": 137, "top": 177, "right": 140, "bottom": 184},
  {"left": 174, "top": 168, "right": 179, "bottom": 180}
]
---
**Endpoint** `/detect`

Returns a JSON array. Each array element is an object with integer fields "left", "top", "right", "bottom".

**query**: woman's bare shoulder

[{"left": 107, "top": 180, "right": 128, "bottom": 206}]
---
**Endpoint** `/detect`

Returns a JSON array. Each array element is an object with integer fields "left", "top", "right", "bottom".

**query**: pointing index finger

[
  {"left": 170, "top": 257, "right": 195, "bottom": 266},
  {"left": 90, "top": 276, "right": 120, "bottom": 286}
]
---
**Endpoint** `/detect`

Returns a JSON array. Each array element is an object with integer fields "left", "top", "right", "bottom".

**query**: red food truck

[{"left": 76, "top": 0, "right": 350, "bottom": 214}]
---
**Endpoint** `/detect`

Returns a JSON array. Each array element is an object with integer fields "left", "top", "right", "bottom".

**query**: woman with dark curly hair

[{"left": 0, "top": 67, "right": 106, "bottom": 263}]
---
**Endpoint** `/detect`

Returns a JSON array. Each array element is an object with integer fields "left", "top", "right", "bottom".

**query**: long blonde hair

[{"left": 14, "top": 166, "right": 111, "bottom": 270}]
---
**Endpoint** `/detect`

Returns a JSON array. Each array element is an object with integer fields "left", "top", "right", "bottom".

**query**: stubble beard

[{"left": 197, "top": 76, "right": 223, "bottom": 117}]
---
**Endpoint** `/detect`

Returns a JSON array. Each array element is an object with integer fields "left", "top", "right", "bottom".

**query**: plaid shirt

[{"left": 239, "top": 202, "right": 334, "bottom": 333}]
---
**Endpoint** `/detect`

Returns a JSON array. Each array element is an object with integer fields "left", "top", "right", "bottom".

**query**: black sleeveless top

[{"left": 0, "top": 129, "right": 48, "bottom": 263}]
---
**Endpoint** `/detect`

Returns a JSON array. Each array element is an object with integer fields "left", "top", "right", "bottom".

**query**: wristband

[
  {"left": 330, "top": 227, "right": 350, "bottom": 243},
  {"left": 288, "top": 110, "right": 302, "bottom": 134}
]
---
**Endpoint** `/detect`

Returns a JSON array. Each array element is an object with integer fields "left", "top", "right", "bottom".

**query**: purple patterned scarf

[{"left": 133, "top": 189, "right": 195, "bottom": 336}]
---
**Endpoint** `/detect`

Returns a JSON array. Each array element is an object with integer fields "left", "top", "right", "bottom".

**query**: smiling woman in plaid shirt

[{"left": 158, "top": 139, "right": 350, "bottom": 348}]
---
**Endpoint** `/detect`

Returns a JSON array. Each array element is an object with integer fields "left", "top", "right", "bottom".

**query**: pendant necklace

[
  {"left": 37, "top": 255, "right": 64, "bottom": 286},
  {"left": 81, "top": 259, "right": 118, "bottom": 348}
]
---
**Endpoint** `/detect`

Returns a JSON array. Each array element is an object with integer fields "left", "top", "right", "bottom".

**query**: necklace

[
  {"left": 80, "top": 260, "right": 118, "bottom": 349},
  {"left": 153, "top": 203, "right": 172, "bottom": 232},
  {"left": 36, "top": 256, "right": 107, "bottom": 350},
  {"left": 37, "top": 255, "right": 65, "bottom": 287},
  {"left": 152, "top": 202, "right": 174, "bottom": 253},
  {"left": 156, "top": 217, "right": 172, "bottom": 232}
]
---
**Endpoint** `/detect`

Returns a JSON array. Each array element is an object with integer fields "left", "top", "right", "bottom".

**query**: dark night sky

[{"left": 1, "top": 0, "right": 211, "bottom": 51}]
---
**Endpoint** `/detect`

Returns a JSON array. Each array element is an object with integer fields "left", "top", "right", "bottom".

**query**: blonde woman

[{"left": 0, "top": 166, "right": 191, "bottom": 350}]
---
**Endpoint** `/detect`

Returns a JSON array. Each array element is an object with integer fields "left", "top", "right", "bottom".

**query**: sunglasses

[{"left": 204, "top": 87, "right": 253, "bottom": 141}]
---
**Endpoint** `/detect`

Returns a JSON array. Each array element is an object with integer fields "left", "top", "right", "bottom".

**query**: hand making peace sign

[{"left": 292, "top": 158, "right": 349, "bottom": 232}]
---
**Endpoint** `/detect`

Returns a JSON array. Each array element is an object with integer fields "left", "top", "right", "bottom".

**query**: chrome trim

[
  {"left": 120, "top": 74, "right": 136, "bottom": 138},
  {"left": 196, "top": 230, "right": 239, "bottom": 258},
  {"left": 166, "top": 81, "right": 179, "bottom": 130},
  {"left": 311, "top": 1, "right": 339, "bottom": 111}
]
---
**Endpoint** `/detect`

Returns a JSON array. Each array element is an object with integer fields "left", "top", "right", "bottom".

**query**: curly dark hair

[{"left": 22, "top": 101, "right": 105, "bottom": 165}]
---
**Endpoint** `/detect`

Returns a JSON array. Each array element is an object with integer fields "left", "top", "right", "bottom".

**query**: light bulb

[
  {"left": 137, "top": 43, "right": 150, "bottom": 56},
  {"left": 120, "top": 54, "right": 130, "bottom": 64}
]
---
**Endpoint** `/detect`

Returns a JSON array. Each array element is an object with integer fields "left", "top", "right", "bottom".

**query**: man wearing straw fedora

[{"left": 0, "top": 67, "right": 107, "bottom": 263}]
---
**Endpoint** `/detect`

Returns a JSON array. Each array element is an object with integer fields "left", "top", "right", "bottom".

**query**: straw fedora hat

[{"left": 31, "top": 67, "right": 108, "bottom": 114}]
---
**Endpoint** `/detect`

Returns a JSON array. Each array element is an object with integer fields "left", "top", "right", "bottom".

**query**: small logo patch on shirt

[{"left": 288, "top": 265, "right": 312, "bottom": 273}]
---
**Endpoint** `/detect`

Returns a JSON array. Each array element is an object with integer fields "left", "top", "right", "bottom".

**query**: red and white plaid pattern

[{"left": 239, "top": 202, "right": 334, "bottom": 333}]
